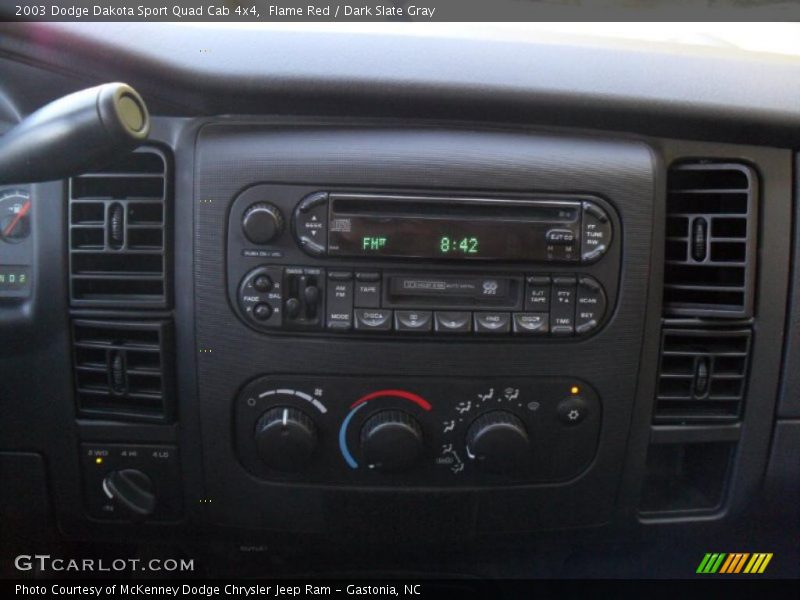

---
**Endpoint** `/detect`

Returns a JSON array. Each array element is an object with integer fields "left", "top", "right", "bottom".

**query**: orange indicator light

[
  {"left": 95, "top": 457, "right": 103, "bottom": 465},
  {"left": 570, "top": 386, "right": 580, "bottom": 395}
]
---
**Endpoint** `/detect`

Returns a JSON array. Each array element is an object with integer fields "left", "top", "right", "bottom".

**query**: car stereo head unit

[{"left": 292, "top": 193, "right": 613, "bottom": 263}]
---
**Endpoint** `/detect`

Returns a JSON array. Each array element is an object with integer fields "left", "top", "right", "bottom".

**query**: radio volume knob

[
  {"left": 360, "top": 410, "right": 424, "bottom": 472},
  {"left": 254, "top": 406, "right": 318, "bottom": 472},
  {"left": 466, "top": 411, "right": 531, "bottom": 473},
  {"left": 242, "top": 203, "right": 284, "bottom": 244}
]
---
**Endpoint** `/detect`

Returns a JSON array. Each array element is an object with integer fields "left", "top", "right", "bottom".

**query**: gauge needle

[{"left": 3, "top": 200, "right": 30, "bottom": 237}]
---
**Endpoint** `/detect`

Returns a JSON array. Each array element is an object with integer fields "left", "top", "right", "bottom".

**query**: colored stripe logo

[{"left": 697, "top": 553, "right": 773, "bottom": 574}]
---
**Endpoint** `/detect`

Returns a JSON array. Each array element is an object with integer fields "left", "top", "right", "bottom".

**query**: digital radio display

[{"left": 326, "top": 196, "right": 582, "bottom": 261}]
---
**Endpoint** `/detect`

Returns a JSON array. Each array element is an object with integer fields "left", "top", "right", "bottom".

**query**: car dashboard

[{"left": 0, "top": 22, "right": 798, "bottom": 579}]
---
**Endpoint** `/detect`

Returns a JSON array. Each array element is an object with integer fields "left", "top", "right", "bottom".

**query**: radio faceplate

[
  {"left": 292, "top": 192, "right": 611, "bottom": 263},
  {"left": 227, "top": 185, "right": 621, "bottom": 340}
]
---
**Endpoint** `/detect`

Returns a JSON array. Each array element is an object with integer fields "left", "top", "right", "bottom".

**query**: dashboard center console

[{"left": 190, "top": 124, "right": 655, "bottom": 536}]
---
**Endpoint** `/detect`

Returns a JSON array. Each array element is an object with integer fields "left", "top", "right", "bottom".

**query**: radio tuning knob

[
  {"left": 466, "top": 411, "right": 531, "bottom": 473},
  {"left": 254, "top": 406, "right": 318, "bottom": 472},
  {"left": 242, "top": 202, "right": 284, "bottom": 245},
  {"left": 360, "top": 410, "right": 424, "bottom": 472}
]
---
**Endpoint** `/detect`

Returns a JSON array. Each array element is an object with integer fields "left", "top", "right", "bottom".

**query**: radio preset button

[
  {"left": 294, "top": 192, "right": 328, "bottom": 256},
  {"left": 395, "top": 310, "right": 433, "bottom": 332},
  {"left": 525, "top": 276, "right": 551, "bottom": 311},
  {"left": 435, "top": 311, "right": 472, "bottom": 333},
  {"left": 581, "top": 201, "right": 612, "bottom": 262},
  {"left": 474, "top": 312, "right": 511, "bottom": 334},
  {"left": 575, "top": 276, "right": 607, "bottom": 334},
  {"left": 355, "top": 309, "right": 393, "bottom": 331},
  {"left": 326, "top": 271, "right": 353, "bottom": 330},
  {"left": 512, "top": 313, "right": 549, "bottom": 334}
]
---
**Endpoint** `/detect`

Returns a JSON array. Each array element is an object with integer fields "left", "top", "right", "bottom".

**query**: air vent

[
  {"left": 655, "top": 329, "right": 751, "bottom": 424},
  {"left": 664, "top": 162, "right": 757, "bottom": 317},
  {"left": 72, "top": 319, "right": 174, "bottom": 422},
  {"left": 69, "top": 148, "right": 170, "bottom": 308}
]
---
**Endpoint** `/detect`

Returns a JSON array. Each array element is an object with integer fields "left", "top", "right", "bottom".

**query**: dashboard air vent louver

[
  {"left": 68, "top": 148, "right": 170, "bottom": 308},
  {"left": 654, "top": 329, "right": 751, "bottom": 424},
  {"left": 72, "top": 319, "right": 174, "bottom": 422},
  {"left": 664, "top": 162, "right": 756, "bottom": 317}
]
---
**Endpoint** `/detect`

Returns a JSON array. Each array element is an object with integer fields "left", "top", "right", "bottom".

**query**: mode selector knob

[
  {"left": 255, "top": 406, "right": 318, "bottom": 472},
  {"left": 242, "top": 202, "right": 284, "bottom": 245},
  {"left": 466, "top": 411, "right": 531, "bottom": 473},
  {"left": 360, "top": 410, "right": 424, "bottom": 472}
]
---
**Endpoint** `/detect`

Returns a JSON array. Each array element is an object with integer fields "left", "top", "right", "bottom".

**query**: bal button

[{"left": 557, "top": 396, "right": 589, "bottom": 426}]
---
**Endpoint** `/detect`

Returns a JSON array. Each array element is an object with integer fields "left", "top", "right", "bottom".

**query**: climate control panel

[{"left": 235, "top": 376, "right": 602, "bottom": 486}]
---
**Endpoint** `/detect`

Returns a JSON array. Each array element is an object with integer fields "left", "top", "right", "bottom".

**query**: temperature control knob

[
  {"left": 242, "top": 202, "right": 284, "bottom": 244},
  {"left": 255, "top": 406, "right": 318, "bottom": 472},
  {"left": 466, "top": 411, "right": 531, "bottom": 473},
  {"left": 360, "top": 410, "right": 424, "bottom": 472},
  {"left": 102, "top": 468, "right": 156, "bottom": 517}
]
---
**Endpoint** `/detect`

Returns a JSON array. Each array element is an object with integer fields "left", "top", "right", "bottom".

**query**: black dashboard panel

[
  {"left": 193, "top": 124, "right": 655, "bottom": 533},
  {"left": 0, "top": 22, "right": 799, "bottom": 579}
]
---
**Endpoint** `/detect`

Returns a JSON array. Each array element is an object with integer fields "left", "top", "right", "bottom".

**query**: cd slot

[{"left": 330, "top": 194, "right": 580, "bottom": 221}]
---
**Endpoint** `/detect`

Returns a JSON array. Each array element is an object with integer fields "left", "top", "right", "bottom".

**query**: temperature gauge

[{"left": 0, "top": 189, "right": 31, "bottom": 243}]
